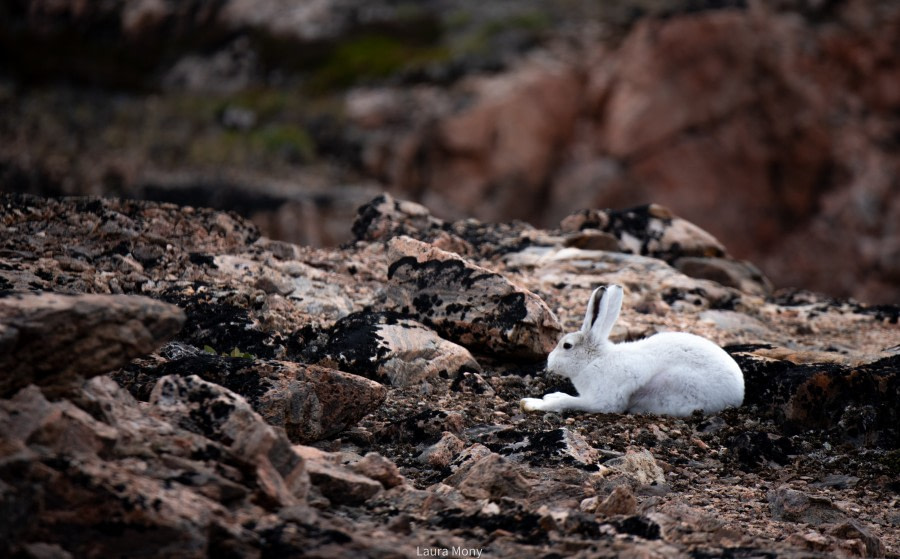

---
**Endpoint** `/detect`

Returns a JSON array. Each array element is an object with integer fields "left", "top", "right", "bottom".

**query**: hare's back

[
  {"left": 626, "top": 332, "right": 744, "bottom": 415},
  {"left": 633, "top": 332, "right": 742, "bottom": 376}
]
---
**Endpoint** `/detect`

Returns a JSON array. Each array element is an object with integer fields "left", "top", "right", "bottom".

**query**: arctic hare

[{"left": 521, "top": 285, "right": 744, "bottom": 416}]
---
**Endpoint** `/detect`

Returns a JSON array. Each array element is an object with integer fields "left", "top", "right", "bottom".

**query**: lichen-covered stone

[
  {"left": 115, "top": 346, "right": 387, "bottom": 444},
  {"left": 293, "top": 310, "right": 481, "bottom": 387},
  {"left": 733, "top": 350, "right": 900, "bottom": 447},
  {"left": 0, "top": 376, "right": 307, "bottom": 558},
  {"left": 150, "top": 374, "right": 309, "bottom": 506},
  {"left": 386, "top": 236, "right": 562, "bottom": 359},
  {"left": 560, "top": 205, "right": 727, "bottom": 262},
  {"left": 352, "top": 193, "right": 444, "bottom": 243}
]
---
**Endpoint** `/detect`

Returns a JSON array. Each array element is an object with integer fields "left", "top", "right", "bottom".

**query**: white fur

[{"left": 521, "top": 285, "right": 744, "bottom": 416}]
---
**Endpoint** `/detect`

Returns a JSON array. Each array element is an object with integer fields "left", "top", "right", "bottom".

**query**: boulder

[
  {"left": 0, "top": 292, "right": 184, "bottom": 397},
  {"left": 559, "top": 205, "right": 728, "bottom": 262},
  {"left": 386, "top": 236, "right": 562, "bottom": 359},
  {"left": 352, "top": 194, "right": 444, "bottom": 244},
  {"left": 293, "top": 310, "right": 481, "bottom": 387},
  {"left": 674, "top": 257, "right": 772, "bottom": 296}
]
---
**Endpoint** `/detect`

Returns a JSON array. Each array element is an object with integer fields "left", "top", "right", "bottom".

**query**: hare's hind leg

[{"left": 626, "top": 368, "right": 707, "bottom": 416}]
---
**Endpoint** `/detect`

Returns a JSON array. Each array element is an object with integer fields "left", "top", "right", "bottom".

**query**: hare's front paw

[{"left": 520, "top": 398, "right": 547, "bottom": 412}]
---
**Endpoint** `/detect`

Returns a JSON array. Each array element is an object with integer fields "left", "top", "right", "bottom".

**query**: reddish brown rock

[
  {"left": 294, "top": 446, "right": 383, "bottom": 506},
  {"left": 338, "top": 7, "right": 900, "bottom": 305},
  {"left": 0, "top": 293, "right": 184, "bottom": 397},
  {"left": 418, "top": 432, "right": 467, "bottom": 468},
  {"left": 444, "top": 451, "right": 531, "bottom": 501},
  {"left": 582, "top": 486, "right": 638, "bottom": 517},
  {"left": 352, "top": 452, "right": 406, "bottom": 489},
  {"left": 0, "top": 376, "right": 308, "bottom": 558}
]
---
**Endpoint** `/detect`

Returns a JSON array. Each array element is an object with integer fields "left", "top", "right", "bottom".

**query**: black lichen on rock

[{"left": 290, "top": 310, "right": 397, "bottom": 381}]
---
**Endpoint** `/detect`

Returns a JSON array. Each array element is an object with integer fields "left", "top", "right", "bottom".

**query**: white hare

[{"left": 521, "top": 285, "right": 744, "bottom": 416}]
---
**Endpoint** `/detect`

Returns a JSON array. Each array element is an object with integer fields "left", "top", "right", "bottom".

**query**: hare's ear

[
  {"left": 581, "top": 286, "right": 606, "bottom": 334},
  {"left": 589, "top": 284, "right": 623, "bottom": 343}
]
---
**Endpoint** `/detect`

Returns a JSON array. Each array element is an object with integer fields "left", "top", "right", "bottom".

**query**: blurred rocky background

[{"left": 2, "top": 0, "right": 899, "bottom": 304}]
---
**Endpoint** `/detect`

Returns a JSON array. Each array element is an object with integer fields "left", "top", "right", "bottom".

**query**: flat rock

[
  {"left": 603, "top": 449, "right": 666, "bottom": 486},
  {"left": 386, "top": 236, "right": 562, "bottom": 359},
  {"left": 675, "top": 256, "right": 772, "bottom": 296},
  {"left": 443, "top": 446, "right": 531, "bottom": 501},
  {"left": 115, "top": 346, "right": 387, "bottom": 444},
  {"left": 294, "top": 446, "right": 383, "bottom": 506},
  {"left": 293, "top": 310, "right": 481, "bottom": 387},
  {"left": 768, "top": 485, "right": 847, "bottom": 526},
  {"left": 0, "top": 292, "right": 184, "bottom": 397}
]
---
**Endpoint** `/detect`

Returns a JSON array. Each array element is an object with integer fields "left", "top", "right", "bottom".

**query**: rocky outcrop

[
  {"left": 344, "top": 3, "right": 900, "bottom": 305},
  {"left": 0, "top": 292, "right": 184, "bottom": 397},
  {"left": 150, "top": 374, "right": 309, "bottom": 506},
  {"left": 735, "top": 348, "right": 900, "bottom": 447},
  {"left": 1, "top": 193, "right": 899, "bottom": 557},
  {"left": 5, "top": 2, "right": 899, "bottom": 304},
  {"left": 0, "top": 376, "right": 311, "bottom": 557}
]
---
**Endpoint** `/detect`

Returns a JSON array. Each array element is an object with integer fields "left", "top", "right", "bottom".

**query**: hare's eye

[{"left": 563, "top": 342, "right": 572, "bottom": 350}]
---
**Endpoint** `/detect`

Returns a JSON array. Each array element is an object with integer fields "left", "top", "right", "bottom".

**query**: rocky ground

[{"left": 1, "top": 192, "right": 898, "bottom": 558}]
